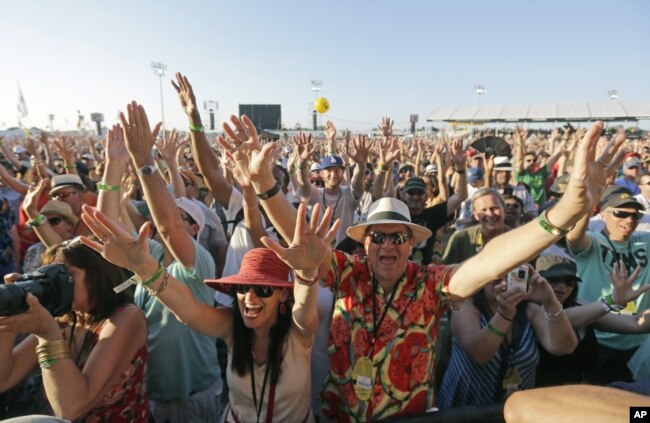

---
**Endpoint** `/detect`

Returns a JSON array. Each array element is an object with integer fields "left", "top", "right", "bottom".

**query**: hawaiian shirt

[{"left": 321, "top": 250, "right": 454, "bottom": 422}]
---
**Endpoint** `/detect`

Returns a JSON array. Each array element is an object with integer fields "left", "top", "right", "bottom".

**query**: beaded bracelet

[
  {"left": 97, "top": 183, "right": 120, "bottom": 191},
  {"left": 486, "top": 322, "right": 505, "bottom": 337}
]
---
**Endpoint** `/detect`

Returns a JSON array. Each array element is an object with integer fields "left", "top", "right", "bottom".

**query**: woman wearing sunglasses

[
  {"left": 79, "top": 202, "right": 338, "bottom": 423},
  {"left": 535, "top": 255, "right": 650, "bottom": 387}
]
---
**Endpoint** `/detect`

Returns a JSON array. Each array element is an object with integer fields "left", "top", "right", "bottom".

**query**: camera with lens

[{"left": 0, "top": 264, "right": 74, "bottom": 317}]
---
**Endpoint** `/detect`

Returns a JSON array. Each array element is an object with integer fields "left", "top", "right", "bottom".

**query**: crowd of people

[{"left": 0, "top": 71, "right": 649, "bottom": 422}]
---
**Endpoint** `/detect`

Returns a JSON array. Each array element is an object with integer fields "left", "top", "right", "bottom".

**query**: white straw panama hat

[{"left": 346, "top": 197, "right": 432, "bottom": 244}]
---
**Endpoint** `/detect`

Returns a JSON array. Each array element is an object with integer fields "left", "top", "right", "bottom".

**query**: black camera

[{"left": 0, "top": 264, "right": 74, "bottom": 317}]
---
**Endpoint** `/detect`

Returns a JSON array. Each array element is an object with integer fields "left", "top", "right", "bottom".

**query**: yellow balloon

[{"left": 314, "top": 97, "right": 330, "bottom": 114}]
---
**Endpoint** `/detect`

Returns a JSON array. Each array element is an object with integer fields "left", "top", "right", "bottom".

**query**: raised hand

[
  {"left": 157, "top": 129, "right": 183, "bottom": 164},
  {"left": 119, "top": 102, "right": 162, "bottom": 165},
  {"left": 325, "top": 120, "right": 337, "bottom": 143},
  {"left": 261, "top": 202, "right": 340, "bottom": 277},
  {"left": 451, "top": 138, "right": 466, "bottom": 170},
  {"left": 514, "top": 126, "right": 528, "bottom": 147},
  {"left": 609, "top": 261, "right": 650, "bottom": 306},
  {"left": 379, "top": 135, "right": 398, "bottom": 165},
  {"left": 24, "top": 137, "right": 39, "bottom": 157},
  {"left": 346, "top": 134, "right": 373, "bottom": 165},
  {"left": 292, "top": 132, "right": 317, "bottom": 163},
  {"left": 23, "top": 178, "right": 49, "bottom": 215},
  {"left": 171, "top": 72, "right": 199, "bottom": 117},
  {"left": 217, "top": 115, "right": 275, "bottom": 183},
  {"left": 105, "top": 124, "right": 129, "bottom": 163},
  {"left": 378, "top": 116, "right": 393, "bottom": 140},
  {"left": 80, "top": 204, "right": 152, "bottom": 272}
]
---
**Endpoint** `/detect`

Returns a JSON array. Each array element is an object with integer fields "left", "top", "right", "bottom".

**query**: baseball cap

[
  {"left": 624, "top": 157, "right": 642, "bottom": 169},
  {"left": 536, "top": 255, "right": 581, "bottom": 281},
  {"left": 310, "top": 162, "right": 322, "bottom": 172},
  {"left": 467, "top": 167, "right": 484, "bottom": 183},
  {"left": 403, "top": 177, "right": 426, "bottom": 192},
  {"left": 321, "top": 155, "right": 345, "bottom": 169},
  {"left": 599, "top": 186, "right": 645, "bottom": 211}
]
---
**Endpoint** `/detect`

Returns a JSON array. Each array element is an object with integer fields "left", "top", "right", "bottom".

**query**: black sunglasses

[
  {"left": 236, "top": 285, "right": 275, "bottom": 298},
  {"left": 608, "top": 210, "right": 643, "bottom": 220},
  {"left": 48, "top": 216, "right": 64, "bottom": 226},
  {"left": 367, "top": 231, "right": 412, "bottom": 245}
]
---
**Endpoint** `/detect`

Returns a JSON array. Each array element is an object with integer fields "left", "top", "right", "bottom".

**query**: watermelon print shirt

[{"left": 321, "top": 250, "right": 454, "bottom": 422}]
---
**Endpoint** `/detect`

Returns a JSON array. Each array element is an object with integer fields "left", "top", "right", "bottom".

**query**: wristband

[
  {"left": 97, "top": 183, "right": 120, "bottom": 191},
  {"left": 294, "top": 272, "right": 320, "bottom": 287},
  {"left": 189, "top": 124, "right": 204, "bottom": 133},
  {"left": 487, "top": 322, "right": 505, "bottom": 337},
  {"left": 63, "top": 165, "right": 75, "bottom": 170},
  {"left": 543, "top": 303, "right": 564, "bottom": 322},
  {"left": 256, "top": 182, "right": 281, "bottom": 200},
  {"left": 376, "top": 163, "right": 388, "bottom": 173},
  {"left": 537, "top": 208, "right": 573, "bottom": 237},
  {"left": 148, "top": 269, "right": 170, "bottom": 296},
  {"left": 27, "top": 214, "right": 47, "bottom": 228},
  {"left": 137, "top": 263, "right": 165, "bottom": 287}
]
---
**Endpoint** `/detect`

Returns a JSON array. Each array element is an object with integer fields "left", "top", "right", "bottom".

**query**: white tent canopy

[{"left": 427, "top": 101, "right": 650, "bottom": 123}]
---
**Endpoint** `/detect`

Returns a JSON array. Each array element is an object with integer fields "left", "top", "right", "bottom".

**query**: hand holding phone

[{"left": 507, "top": 266, "right": 529, "bottom": 292}]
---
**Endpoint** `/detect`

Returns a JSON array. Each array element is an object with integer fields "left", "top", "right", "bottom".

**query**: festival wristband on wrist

[
  {"left": 189, "top": 124, "right": 204, "bottom": 133},
  {"left": 256, "top": 182, "right": 281, "bottom": 200},
  {"left": 537, "top": 208, "right": 573, "bottom": 237},
  {"left": 487, "top": 322, "right": 505, "bottom": 337},
  {"left": 27, "top": 214, "right": 47, "bottom": 228},
  {"left": 97, "top": 183, "right": 120, "bottom": 191}
]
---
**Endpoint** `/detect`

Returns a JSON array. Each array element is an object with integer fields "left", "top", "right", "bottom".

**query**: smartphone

[{"left": 507, "top": 266, "right": 528, "bottom": 291}]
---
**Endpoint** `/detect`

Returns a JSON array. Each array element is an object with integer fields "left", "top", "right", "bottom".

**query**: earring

[{"left": 279, "top": 302, "right": 287, "bottom": 315}]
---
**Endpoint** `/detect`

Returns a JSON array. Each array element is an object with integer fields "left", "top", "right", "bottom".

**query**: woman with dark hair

[
  {"left": 0, "top": 238, "right": 149, "bottom": 421},
  {"left": 437, "top": 264, "right": 577, "bottom": 409},
  {"left": 79, "top": 202, "right": 337, "bottom": 422}
]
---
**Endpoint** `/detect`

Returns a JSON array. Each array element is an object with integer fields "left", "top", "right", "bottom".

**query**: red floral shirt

[{"left": 321, "top": 250, "right": 453, "bottom": 422}]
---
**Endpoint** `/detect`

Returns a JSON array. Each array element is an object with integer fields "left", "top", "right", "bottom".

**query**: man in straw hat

[{"left": 220, "top": 115, "right": 621, "bottom": 421}]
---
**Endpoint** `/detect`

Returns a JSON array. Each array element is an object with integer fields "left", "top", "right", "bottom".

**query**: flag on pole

[{"left": 17, "top": 81, "right": 28, "bottom": 117}]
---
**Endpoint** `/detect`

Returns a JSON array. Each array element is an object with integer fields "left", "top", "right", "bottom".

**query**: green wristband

[
  {"left": 189, "top": 124, "right": 204, "bottom": 133},
  {"left": 28, "top": 214, "right": 47, "bottom": 228},
  {"left": 97, "top": 183, "right": 120, "bottom": 191},
  {"left": 487, "top": 322, "right": 505, "bottom": 337},
  {"left": 139, "top": 264, "right": 165, "bottom": 287}
]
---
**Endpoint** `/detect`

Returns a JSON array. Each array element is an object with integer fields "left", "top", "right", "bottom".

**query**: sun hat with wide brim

[
  {"left": 346, "top": 197, "right": 432, "bottom": 244},
  {"left": 205, "top": 248, "right": 293, "bottom": 295}
]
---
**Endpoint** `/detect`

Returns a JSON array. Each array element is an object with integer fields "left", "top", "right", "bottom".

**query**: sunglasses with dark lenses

[
  {"left": 608, "top": 210, "right": 643, "bottom": 220},
  {"left": 236, "top": 285, "right": 275, "bottom": 298},
  {"left": 548, "top": 278, "right": 577, "bottom": 288},
  {"left": 48, "top": 217, "right": 64, "bottom": 226},
  {"left": 399, "top": 168, "right": 414, "bottom": 174},
  {"left": 367, "top": 231, "right": 412, "bottom": 245}
]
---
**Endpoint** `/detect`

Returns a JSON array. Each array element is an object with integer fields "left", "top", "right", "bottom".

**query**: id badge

[
  {"left": 502, "top": 366, "right": 522, "bottom": 391},
  {"left": 352, "top": 357, "right": 374, "bottom": 401}
]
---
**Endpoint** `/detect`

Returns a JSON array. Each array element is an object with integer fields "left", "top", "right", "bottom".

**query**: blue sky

[{"left": 1, "top": 0, "right": 649, "bottom": 132}]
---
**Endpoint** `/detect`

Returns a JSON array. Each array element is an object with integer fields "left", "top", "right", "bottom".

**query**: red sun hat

[{"left": 205, "top": 248, "right": 293, "bottom": 295}]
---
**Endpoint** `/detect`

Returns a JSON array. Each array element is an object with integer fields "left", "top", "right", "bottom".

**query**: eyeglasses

[
  {"left": 505, "top": 202, "right": 521, "bottom": 210},
  {"left": 367, "top": 231, "right": 412, "bottom": 245},
  {"left": 548, "top": 278, "right": 577, "bottom": 288},
  {"left": 399, "top": 168, "right": 413, "bottom": 174},
  {"left": 48, "top": 216, "right": 64, "bottom": 226},
  {"left": 52, "top": 191, "right": 79, "bottom": 200},
  {"left": 406, "top": 189, "right": 425, "bottom": 196},
  {"left": 236, "top": 285, "right": 274, "bottom": 298},
  {"left": 607, "top": 210, "right": 643, "bottom": 220}
]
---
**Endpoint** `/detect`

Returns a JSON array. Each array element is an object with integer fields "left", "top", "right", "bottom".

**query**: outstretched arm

[{"left": 172, "top": 72, "right": 232, "bottom": 207}]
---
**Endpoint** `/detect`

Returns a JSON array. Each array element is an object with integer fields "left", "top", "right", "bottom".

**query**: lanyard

[
  {"left": 322, "top": 188, "right": 343, "bottom": 221},
  {"left": 251, "top": 361, "right": 273, "bottom": 423},
  {"left": 371, "top": 274, "right": 403, "bottom": 350},
  {"left": 601, "top": 230, "right": 634, "bottom": 272}
]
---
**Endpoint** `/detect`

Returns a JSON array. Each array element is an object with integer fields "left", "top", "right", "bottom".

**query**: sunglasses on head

[
  {"left": 608, "top": 210, "right": 643, "bottom": 220},
  {"left": 236, "top": 285, "right": 274, "bottom": 298},
  {"left": 367, "top": 231, "right": 412, "bottom": 245}
]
